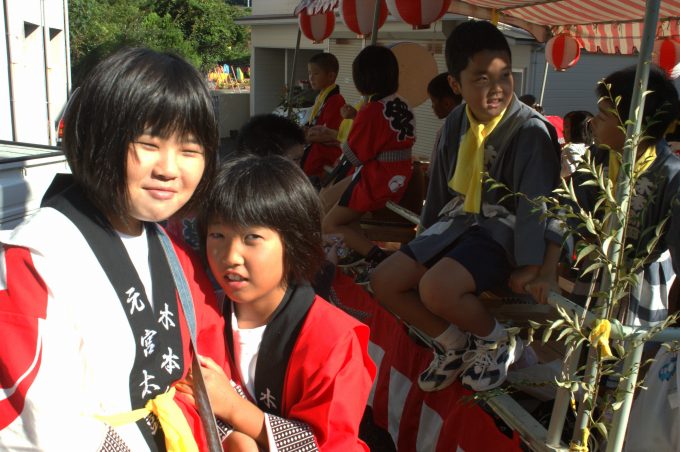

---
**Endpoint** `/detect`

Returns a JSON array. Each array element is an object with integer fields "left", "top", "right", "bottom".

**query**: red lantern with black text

[
  {"left": 385, "top": 0, "right": 451, "bottom": 30},
  {"left": 341, "top": 0, "right": 388, "bottom": 38},
  {"left": 298, "top": 9, "right": 335, "bottom": 44},
  {"left": 653, "top": 37, "right": 680, "bottom": 79},
  {"left": 545, "top": 34, "right": 581, "bottom": 71}
]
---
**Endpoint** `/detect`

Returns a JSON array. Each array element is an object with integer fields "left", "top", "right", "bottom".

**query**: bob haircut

[
  {"left": 308, "top": 52, "right": 340, "bottom": 75},
  {"left": 427, "top": 72, "right": 462, "bottom": 103},
  {"left": 62, "top": 47, "right": 219, "bottom": 220},
  {"left": 199, "top": 154, "right": 325, "bottom": 285},
  {"left": 235, "top": 114, "right": 305, "bottom": 157},
  {"left": 563, "top": 110, "right": 594, "bottom": 144},
  {"left": 445, "top": 20, "right": 512, "bottom": 83},
  {"left": 352, "top": 45, "right": 399, "bottom": 98},
  {"left": 596, "top": 65, "right": 680, "bottom": 142}
]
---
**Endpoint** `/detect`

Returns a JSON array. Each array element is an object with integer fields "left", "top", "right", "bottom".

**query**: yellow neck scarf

[
  {"left": 336, "top": 98, "right": 366, "bottom": 143},
  {"left": 448, "top": 106, "right": 506, "bottom": 213},
  {"left": 96, "top": 387, "right": 199, "bottom": 452},
  {"left": 308, "top": 84, "right": 337, "bottom": 125},
  {"left": 608, "top": 144, "right": 656, "bottom": 187}
]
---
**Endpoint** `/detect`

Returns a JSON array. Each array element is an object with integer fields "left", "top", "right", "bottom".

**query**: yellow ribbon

[
  {"left": 96, "top": 387, "right": 199, "bottom": 452},
  {"left": 608, "top": 144, "right": 656, "bottom": 188},
  {"left": 448, "top": 105, "right": 505, "bottom": 213},
  {"left": 308, "top": 83, "right": 337, "bottom": 125},
  {"left": 569, "top": 427, "right": 590, "bottom": 452},
  {"left": 337, "top": 98, "right": 366, "bottom": 143},
  {"left": 589, "top": 319, "right": 614, "bottom": 359}
]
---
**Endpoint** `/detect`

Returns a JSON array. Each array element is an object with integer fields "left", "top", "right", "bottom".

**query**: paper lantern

[
  {"left": 340, "top": 0, "right": 388, "bottom": 38},
  {"left": 385, "top": 0, "right": 451, "bottom": 30},
  {"left": 298, "top": 9, "right": 335, "bottom": 44},
  {"left": 545, "top": 34, "right": 581, "bottom": 71},
  {"left": 653, "top": 38, "right": 680, "bottom": 79}
]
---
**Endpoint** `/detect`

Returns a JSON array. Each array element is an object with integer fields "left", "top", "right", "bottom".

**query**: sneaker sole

[{"left": 461, "top": 339, "right": 524, "bottom": 392}]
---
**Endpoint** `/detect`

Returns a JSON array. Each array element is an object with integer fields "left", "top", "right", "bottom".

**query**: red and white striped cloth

[{"left": 332, "top": 272, "right": 522, "bottom": 451}]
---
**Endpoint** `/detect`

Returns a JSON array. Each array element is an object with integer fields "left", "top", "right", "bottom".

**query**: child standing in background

[
  {"left": 181, "top": 154, "right": 375, "bottom": 451},
  {"left": 302, "top": 52, "right": 346, "bottom": 181}
]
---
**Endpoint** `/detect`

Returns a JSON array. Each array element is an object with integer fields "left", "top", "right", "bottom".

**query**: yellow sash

[
  {"left": 307, "top": 84, "right": 337, "bottom": 125},
  {"left": 448, "top": 106, "right": 505, "bottom": 213},
  {"left": 608, "top": 144, "right": 656, "bottom": 187},
  {"left": 336, "top": 98, "right": 366, "bottom": 143},
  {"left": 96, "top": 387, "right": 199, "bottom": 452}
]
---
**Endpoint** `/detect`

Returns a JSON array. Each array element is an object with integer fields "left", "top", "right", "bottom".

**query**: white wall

[{"left": 1, "top": 0, "right": 70, "bottom": 146}]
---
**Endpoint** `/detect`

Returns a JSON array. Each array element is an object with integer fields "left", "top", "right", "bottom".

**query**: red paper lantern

[
  {"left": 653, "top": 38, "right": 680, "bottom": 79},
  {"left": 545, "top": 33, "right": 581, "bottom": 71},
  {"left": 385, "top": 0, "right": 451, "bottom": 30},
  {"left": 340, "top": 0, "right": 388, "bottom": 38},
  {"left": 298, "top": 9, "right": 335, "bottom": 44}
]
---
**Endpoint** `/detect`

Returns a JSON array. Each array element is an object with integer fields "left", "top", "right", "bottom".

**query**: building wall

[{"left": 0, "top": 0, "right": 69, "bottom": 145}]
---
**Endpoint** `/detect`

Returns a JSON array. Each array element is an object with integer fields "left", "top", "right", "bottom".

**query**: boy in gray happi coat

[{"left": 371, "top": 20, "right": 561, "bottom": 393}]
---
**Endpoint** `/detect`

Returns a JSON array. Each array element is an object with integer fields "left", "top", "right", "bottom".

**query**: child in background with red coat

[
  {"left": 302, "top": 52, "right": 346, "bottom": 181},
  {"left": 322, "top": 45, "right": 416, "bottom": 273},
  {"left": 180, "top": 154, "right": 375, "bottom": 451}
]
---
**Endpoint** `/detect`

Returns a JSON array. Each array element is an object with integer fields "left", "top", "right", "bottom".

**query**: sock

[
  {"left": 366, "top": 245, "right": 387, "bottom": 264},
  {"left": 434, "top": 324, "right": 468, "bottom": 350},
  {"left": 476, "top": 320, "right": 507, "bottom": 343}
]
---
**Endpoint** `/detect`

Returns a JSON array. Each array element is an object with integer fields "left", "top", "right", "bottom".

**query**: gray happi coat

[{"left": 411, "top": 96, "right": 561, "bottom": 268}]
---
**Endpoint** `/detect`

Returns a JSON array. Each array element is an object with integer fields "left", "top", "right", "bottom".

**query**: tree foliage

[{"left": 69, "top": 0, "right": 250, "bottom": 84}]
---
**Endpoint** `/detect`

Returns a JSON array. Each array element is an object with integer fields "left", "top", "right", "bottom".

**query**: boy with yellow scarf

[
  {"left": 301, "top": 52, "right": 345, "bottom": 181},
  {"left": 371, "top": 20, "right": 561, "bottom": 392}
]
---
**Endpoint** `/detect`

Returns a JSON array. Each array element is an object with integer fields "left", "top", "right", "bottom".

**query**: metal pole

[
  {"left": 369, "top": 0, "right": 381, "bottom": 46},
  {"left": 3, "top": 0, "right": 16, "bottom": 141},
  {"left": 539, "top": 59, "right": 549, "bottom": 106},
  {"left": 606, "top": 341, "right": 644, "bottom": 452},
  {"left": 286, "top": 28, "right": 302, "bottom": 120}
]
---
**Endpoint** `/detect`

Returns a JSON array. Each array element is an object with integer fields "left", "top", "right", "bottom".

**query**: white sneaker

[
  {"left": 460, "top": 335, "right": 523, "bottom": 392},
  {"left": 418, "top": 335, "right": 472, "bottom": 392}
]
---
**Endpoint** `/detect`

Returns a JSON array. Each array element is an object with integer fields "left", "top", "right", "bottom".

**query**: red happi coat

[
  {"left": 0, "top": 203, "right": 226, "bottom": 451},
  {"left": 303, "top": 89, "right": 346, "bottom": 179},
  {"left": 340, "top": 93, "right": 415, "bottom": 212},
  {"left": 222, "top": 287, "right": 375, "bottom": 451}
]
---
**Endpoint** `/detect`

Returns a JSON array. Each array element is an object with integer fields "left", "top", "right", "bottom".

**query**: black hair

[
  {"left": 235, "top": 114, "right": 305, "bottom": 157},
  {"left": 427, "top": 73, "right": 462, "bottom": 104},
  {"left": 596, "top": 65, "right": 680, "bottom": 141},
  {"left": 518, "top": 94, "right": 537, "bottom": 106},
  {"left": 563, "top": 110, "right": 594, "bottom": 144},
  {"left": 63, "top": 47, "right": 218, "bottom": 220},
  {"left": 309, "top": 52, "right": 340, "bottom": 75},
  {"left": 199, "top": 154, "right": 325, "bottom": 285},
  {"left": 445, "top": 20, "right": 512, "bottom": 82},
  {"left": 352, "top": 45, "right": 399, "bottom": 98}
]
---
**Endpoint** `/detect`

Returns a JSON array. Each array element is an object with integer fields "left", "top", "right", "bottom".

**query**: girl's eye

[
  {"left": 182, "top": 148, "right": 204, "bottom": 157},
  {"left": 136, "top": 141, "right": 158, "bottom": 150},
  {"left": 207, "top": 232, "right": 224, "bottom": 239},
  {"left": 244, "top": 233, "right": 262, "bottom": 242}
]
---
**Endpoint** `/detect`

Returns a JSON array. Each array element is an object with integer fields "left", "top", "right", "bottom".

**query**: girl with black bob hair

[
  {"left": 0, "top": 47, "right": 227, "bottom": 451},
  {"left": 187, "top": 154, "right": 375, "bottom": 451}
]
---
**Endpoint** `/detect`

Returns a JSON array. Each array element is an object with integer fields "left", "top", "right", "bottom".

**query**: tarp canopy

[{"left": 294, "top": 0, "right": 680, "bottom": 55}]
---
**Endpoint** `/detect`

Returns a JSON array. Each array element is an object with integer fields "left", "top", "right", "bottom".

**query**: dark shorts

[{"left": 400, "top": 227, "right": 512, "bottom": 294}]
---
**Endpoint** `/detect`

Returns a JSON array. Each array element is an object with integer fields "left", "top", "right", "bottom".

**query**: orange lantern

[
  {"left": 545, "top": 33, "right": 581, "bottom": 71},
  {"left": 298, "top": 9, "right": 336, "bottom": 44},
  {"left": 340, "top": 0, "right": 388, "bottom": 38},
  {"left": 653, "top": 37, "right": 680, "bottom": 79},
  {"left": 385, "top": 0, "right": 451, "bottom": 30}
]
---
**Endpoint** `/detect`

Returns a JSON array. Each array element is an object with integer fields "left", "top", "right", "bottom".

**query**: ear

[{"left": 448, "top": 74, "right": 462, "bottom": 95}]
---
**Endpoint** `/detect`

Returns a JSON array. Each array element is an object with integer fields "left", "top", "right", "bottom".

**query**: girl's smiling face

[
  {"left": 206, "top": 222, "right": 286, "bottom": 325},
  {"left": 591, "top": 99, "right": 625, "bottom": 151}
]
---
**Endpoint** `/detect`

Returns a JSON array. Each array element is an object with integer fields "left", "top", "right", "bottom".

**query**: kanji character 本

[
  {"left": 161, "top": 347, "right": 180, "bottom": 374},
  {"left": 140, "top": 369, "right": 161, "bottom": 398},
  {"left": 158, "top": 303, "right": 176, "bottom": 330},
  {"left": 141, "top": 329, "right": 157, "bottom": 357},
  {"left": 259, "top": 388, "right": 277, "bottom": 409},
  {"left": 125, "top": 287, "right": 145, "bottom": 315},
  {"left": 384, "top": 97, "right": 414, "bottom": 141}
]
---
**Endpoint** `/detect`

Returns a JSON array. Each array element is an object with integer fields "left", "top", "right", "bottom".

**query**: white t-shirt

[
  {"left": 231, "top": 306, "right": 266, "bottom": 399},
  {"left": 117, "top": 227, "right": 154, "bottom": 309}
]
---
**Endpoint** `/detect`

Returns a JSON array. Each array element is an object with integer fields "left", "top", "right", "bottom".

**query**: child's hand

[
  {"left": 176, "top": 355, "right": 240, "bottom": 421},
  {"left": 525, "top": 273, "right": 559, "bottom": 305},
  {"left": 307, "top": 125, "right": 339, "bottom": 145},
  {"left": 322, "top": 234, "right": 344, "bottom": 265},
  {"left": 508, "top": 265, "right": 540, "bottom": 294},
  {"left": 340, "top": 104, "right": 357, "bottom": 119}
]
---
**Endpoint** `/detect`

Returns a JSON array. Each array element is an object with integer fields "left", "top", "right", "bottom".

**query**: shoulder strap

[{"left": 156, "top": 226, "right": 223, "bottom": 452}]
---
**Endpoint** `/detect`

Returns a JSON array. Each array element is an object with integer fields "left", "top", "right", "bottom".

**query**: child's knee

[{"left": 419, "top": 270, "right": 454, "bottom": 316}]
